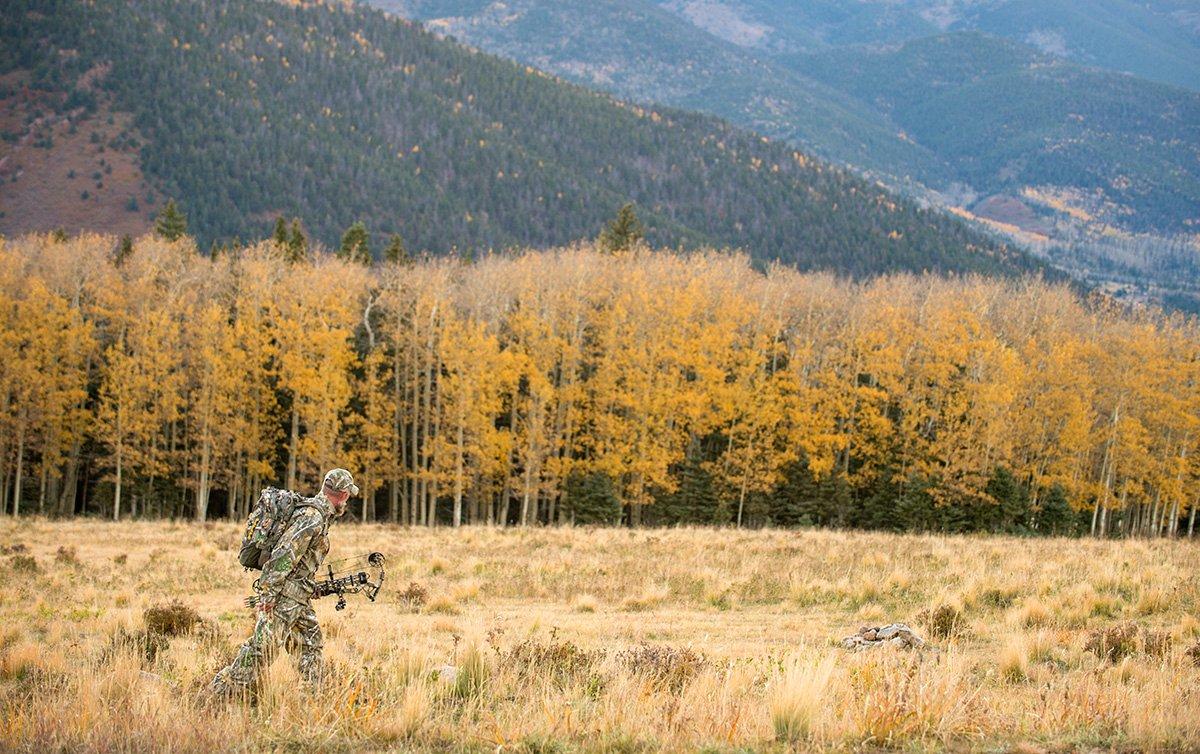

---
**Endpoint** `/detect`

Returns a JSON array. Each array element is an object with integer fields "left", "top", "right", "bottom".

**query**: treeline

[
  {"left": 2, "top": 230, "right": 1198, "bottom": 537},
  {"left": 0, "top": 0, "right": 1041, "bottom": 278}
]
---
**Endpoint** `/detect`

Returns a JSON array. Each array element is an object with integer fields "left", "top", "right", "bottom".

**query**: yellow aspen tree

[{"left": 273, "top": 257, "right": 368, "bottom": 492}]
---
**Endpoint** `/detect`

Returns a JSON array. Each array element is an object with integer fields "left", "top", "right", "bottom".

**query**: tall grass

[{"left": 0, "top": 520, "right": 1197, "bottom": 752}]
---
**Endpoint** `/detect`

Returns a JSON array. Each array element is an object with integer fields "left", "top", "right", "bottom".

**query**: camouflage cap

[{"left": 323, "top": 468, "right": 360, "bottom": 497}]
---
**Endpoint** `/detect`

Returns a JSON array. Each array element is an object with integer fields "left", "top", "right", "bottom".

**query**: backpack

[{"left": 238, "top": 487, "right": 313, "bottom": 570}]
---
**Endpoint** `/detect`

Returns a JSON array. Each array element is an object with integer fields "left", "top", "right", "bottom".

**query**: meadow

[{"left": 1, "top": 520, "right": 1197, "bottom": 752}]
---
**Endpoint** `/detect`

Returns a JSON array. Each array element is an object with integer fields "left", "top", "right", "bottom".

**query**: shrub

[
  {"left": 918, "top": 603, "right": 964, "bottom": 640},
  {"left": 55, "top": 546, "right": 79, "bottom": 565},
  {"left": 1084, "top": 622, "right": 1139, "bottom": 662},
  {"left": 398, "top": 581, "right": 428, "bottom": 610},
  {"left": 615, "top": 644, "right": 706, "bottom": 692},
  {"left": 1186, "top": 642, "right": 1200, "bottom": 667},
  {"left": 143, "top": 601, "right": 200, "bottom": 637},
  {"left": 10, "top": 555, "right": 38, "bottom": 573},
  {"left": 500, "top": 630, "right": 600, "bottom": 686}
]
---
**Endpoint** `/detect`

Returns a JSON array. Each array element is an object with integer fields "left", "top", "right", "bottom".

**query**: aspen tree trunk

[
  {"left": 736, "top": 465, "right": 751, "bottom": 528},
  {"left": 392, "top": 335, "right": 405, "bottom": 524},
  {"left": 501, "top": 400, "right": 517, "bottom": 527},
  {"left": 408, "top": 318, "right": 419, "bottom": 525},
  {"left": 427, "top": 358, "right": 442, "bottom": 527},
  {"left": 287, "top": 406, "right": 299, "bottom": 491},
  {"left": 229, "top": 469, "right": 240, "bottom": 521},
  {"left": 12, "top": 421, "right": 24, "bottom": 517},
  {"left": 453, "top": 415, "right": 465, "bottom": 527},
  {"left": 1189, "top": 504, "right": 1196, "bottom": 537},
  {"left": 38, "top": 463, "right": 47, "bottom": 515},
  {"left": 114, "top": 439, "right": 123, "bottom": 522},
  {"left": 1093, "top": 403, "right": 1121, "bottom": 537},
  {"left": 196, "top": 433, "right": 211, "bottom": 522}
]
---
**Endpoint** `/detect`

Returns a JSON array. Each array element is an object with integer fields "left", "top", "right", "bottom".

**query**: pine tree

[
  {"left": 154, "top": 199, "right": 188, "bottom": 241},
  {"left": 273, "top": 216, "right": 289, "bottom": 246},
  {"left": 383, "top": 233, "right": 408, "bottom": 264},
  {"left": 287, "top": 219, "right": 308, "bottom": 264},
  {"left": 338, "top": 221, "right": 371, "bottom": 265},
  {"left": 1037, "top": 484, "right": 1073, "bottom": 535},
  {"left": 599, "top": 203, "right": 643, "bottom": 254},
  {"left": 114, "top": 235, "right": 134, "bottom": 267},
  {"left": 563, "top": 470, "right": 622, "bottom": 524}
]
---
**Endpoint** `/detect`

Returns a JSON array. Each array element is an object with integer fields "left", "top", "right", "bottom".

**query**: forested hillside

[
  {"left": 389, "top": 0, "right": 1200, "bottom": 240},
  {"left": 3, "top": 231, "right": 1196, "bottom": 538},
  {"left": 0, "top": 0, "right": 1035, "bottom": 277},
  {"left": 787, "top": 33, "right": 1200, "bottom": 235}
]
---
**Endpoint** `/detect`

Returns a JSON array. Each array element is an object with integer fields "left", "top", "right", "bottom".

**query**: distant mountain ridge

[
  {"left": 381, "top": 0, "right": 1200, "bottom": 296},
  {"left": 387, "top": 0, "right": 1200, "bottom": 235},
  {"left": 0, "top": 0, "right": 1042, "bottom": 279}
]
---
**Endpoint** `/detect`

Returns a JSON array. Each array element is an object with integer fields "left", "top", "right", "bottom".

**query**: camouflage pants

[{"left": 211, "top": 595, "right": 323, "bottom": 693}]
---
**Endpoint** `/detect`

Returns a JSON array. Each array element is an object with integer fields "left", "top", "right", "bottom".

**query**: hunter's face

[{"left": 325, "top": 487, "right": 351, "bottom": 516}]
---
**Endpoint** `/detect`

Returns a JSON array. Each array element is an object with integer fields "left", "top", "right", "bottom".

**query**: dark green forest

[{"left": 1, "top": 0, "right": 1046, "bottom": 277}]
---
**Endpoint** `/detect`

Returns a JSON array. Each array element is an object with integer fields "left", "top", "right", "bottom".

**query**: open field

[{"left": 1, "top": 521, "right": 1198, "bottom": 752}]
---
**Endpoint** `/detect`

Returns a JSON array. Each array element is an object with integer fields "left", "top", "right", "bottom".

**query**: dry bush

[
  {"left": 143, "top": 601, "right": 200, "bottom": 636},
  {"left": 397, "top": 581, "right": 428, "bottom": 610},
  {"left": 1186, "top": 642, "right": 1200, "bottom": 667},
  {"left": 918, "top": 603, "right": 966, "bottom": 640},
  {"left": 1084, "top": 622, "right": 1150, "bottom": 662},
  {"left": 615, "top": 643, "right": 706, "bottom": 692},
  {"left": 9, "top": 554, "right": 38, "bottom": 573},
  {"left": 497, "top": 629, "right": 601, "bottom": 686},
  {"left": 55, "top": 546, "right": 79, "bottom": 565}
]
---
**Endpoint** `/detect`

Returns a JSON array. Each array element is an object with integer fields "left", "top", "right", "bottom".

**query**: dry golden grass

[{"left": 1, "top": 520, "right": 1198, "bottom": 752}]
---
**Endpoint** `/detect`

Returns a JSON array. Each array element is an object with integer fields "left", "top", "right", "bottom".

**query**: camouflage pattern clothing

[{"left": 211, "top": 492, "right": 334, "bottom": 693}]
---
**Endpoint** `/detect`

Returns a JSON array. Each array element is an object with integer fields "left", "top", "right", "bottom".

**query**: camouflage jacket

[{"left": 257, "top": 494, "right": 333, "bottom": 603}]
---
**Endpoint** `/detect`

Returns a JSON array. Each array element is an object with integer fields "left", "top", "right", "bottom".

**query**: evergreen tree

[
  {"left": 273, "top": 215, "right": 289, "bottom": 246},
  {"left": 113, "top": 234, "right": 133, "bottom": 267},
  {"left": 986, "top": 467, "right": 1031, "bottom": 533},
  {"left": 563, "top": 470, "right": 622, "bottom": 525},
  {"left": 654, "top": 447, "right": 719, "bottom": 525},
  {"left": 599, "top": 203, "right": 643, "bottom": 254},
  {"left": 287, "top": 218, "right": 309, "bottom": 264},
  {"left": 383, "top": 232, "right": 408, "bottom": 264},
  {"left": 338, "top": 221, "right": 371, "bottom": 264},
  {"left": 1037, "top": 484, "right": 1072, "bottom": 536},
  {"left": 154, "top": 199, "right": 187, "bottom": 241}
]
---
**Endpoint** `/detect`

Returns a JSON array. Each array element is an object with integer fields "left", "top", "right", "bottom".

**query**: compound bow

[{"left": 313, "top": 551, "right": 386, "bottom": 610}]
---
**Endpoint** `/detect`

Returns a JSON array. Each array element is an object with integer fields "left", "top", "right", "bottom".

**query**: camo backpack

[{"left": 238, "top": 487, "right": 316, "bottom": 570}]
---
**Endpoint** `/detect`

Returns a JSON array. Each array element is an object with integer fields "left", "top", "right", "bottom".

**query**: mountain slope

[
  {"left": 0, "top": 0, "right": 1038, "bottom": 278},
  {"left": 382, "top": 0, "right": 950, "bottom": 184},
  {"left": 785, "top": 33, "right": 1200, "bottom": 234},
  {"left": 387, "top": 0, "right": 1200, "bottom": 239},
  {"left": 671, "top": 0, "right": 1200, "bottom": 91}
]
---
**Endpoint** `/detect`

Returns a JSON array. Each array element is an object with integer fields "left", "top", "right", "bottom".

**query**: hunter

[{"left": 210, "top": 468, "right": 359, "bottom": 695}]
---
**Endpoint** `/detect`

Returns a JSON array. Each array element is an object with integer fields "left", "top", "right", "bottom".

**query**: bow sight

[{"left": 314, "top": 551, "right": 386, "bottom": 610}]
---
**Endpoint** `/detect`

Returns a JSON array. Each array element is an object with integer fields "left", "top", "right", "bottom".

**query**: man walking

[{"left": 211, "top": 468, "right": 359, "bottom": 695}]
